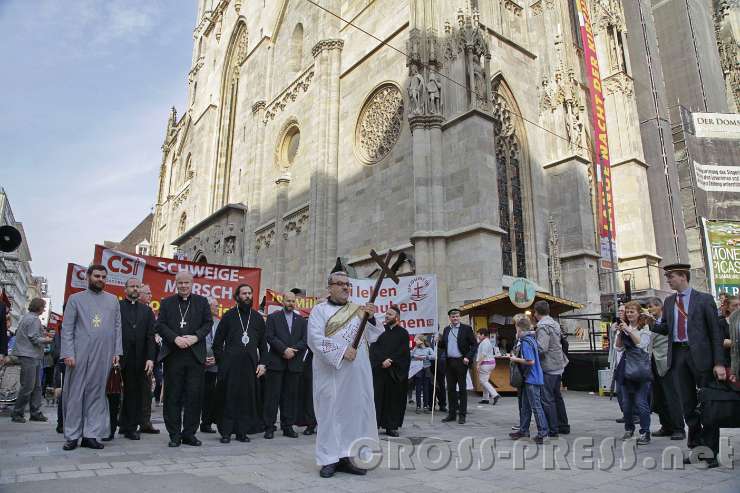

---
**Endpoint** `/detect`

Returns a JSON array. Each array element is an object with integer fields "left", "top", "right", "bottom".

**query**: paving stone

[
  {"left": 16, "top": 472, "right": 58, "bottom": 482},
  {"left": 58, "top": 470, "right": 96, "bottom": 479},
  {"left": 40, "top": 464, "right": 78, "bottom": 473},
  {"left": 95, "top": 468, "right": 133, "bottom": 477},
  {"left": 77, "top": 462, "right": 111, "bottom": 470}
]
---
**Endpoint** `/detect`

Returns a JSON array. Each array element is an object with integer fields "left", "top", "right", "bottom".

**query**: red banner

[
  {"left": 263, "top": 289, "right": 319, "bottom": 317},
  {"left": 48, "top": 312, "right": 63, "bottom": 331},
  {"left": 577, "top": 0, "right": 618, "bottom": 270},
  {"left": 92, "top": 245, "right": 261, "bottom": 316},
  {"left": 63, "top": 263, "right": 88, "bottom": 303}
]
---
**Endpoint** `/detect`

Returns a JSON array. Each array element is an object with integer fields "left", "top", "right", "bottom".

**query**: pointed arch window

[
  {"left": 290, "top": 23, "right": 304, "bottom": 72},
  {"left": 178, "top": 212, "right": 187, "bottom": 235},
  {"left": 492, "top": 78, "right": 530, "bottom": 278},
  {"left": 212, "top": 22, "right": 248, "bottom": 211}
]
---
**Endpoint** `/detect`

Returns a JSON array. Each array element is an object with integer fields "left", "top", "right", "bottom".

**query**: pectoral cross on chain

[{"left": 180, "top": 319, "right": 187, "bottom": 329}]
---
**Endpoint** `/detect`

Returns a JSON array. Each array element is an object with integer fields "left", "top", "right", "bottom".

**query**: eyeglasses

[{"left": 329, "top": 282, "right": 352, "bottom": 288}]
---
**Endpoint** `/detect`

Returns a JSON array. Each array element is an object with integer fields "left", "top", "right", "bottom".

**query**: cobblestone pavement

[{"left": 0, "top": 391, "right": 738, "bottom": 492}]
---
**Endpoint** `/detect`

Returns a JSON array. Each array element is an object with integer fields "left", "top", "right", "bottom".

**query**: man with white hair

[{"left": 155, "top": 270, "right": 213, "bottom": 447}]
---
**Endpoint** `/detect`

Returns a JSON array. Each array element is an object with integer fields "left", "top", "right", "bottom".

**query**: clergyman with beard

[
  {"left": 156, "top": 270, "right": 213, "bottom": 447},
  {"left": 60, "top": 264, "right": 123, "bottom": 451},
  {"left": 212, "top": 284, "right": 267, "bottom": 443}
]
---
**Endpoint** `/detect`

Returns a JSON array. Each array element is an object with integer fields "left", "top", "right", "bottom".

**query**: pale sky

[{"left": 0, "top": 0, "right": 197, "bottom": 306}]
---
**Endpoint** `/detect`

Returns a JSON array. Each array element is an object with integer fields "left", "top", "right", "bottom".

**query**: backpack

[{"left": 509, "top": 338, "right": 532, "bottom": 388}]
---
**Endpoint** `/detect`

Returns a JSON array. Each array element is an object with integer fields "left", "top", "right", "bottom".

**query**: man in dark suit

[
  {"left": 156, "top": 271, "right": 213, "bottom": 447},
  {"left": 117, "top": 278, "right": 156, "bottom": 440},
  {"left": 437, "top": 308, "right": 477, "bottom": 424},
  {"left": 651, "top": 263, "right": 727, "bottom": 468},
  {"left": 263, "top": 291, "right": 308, "bottom": 439}
]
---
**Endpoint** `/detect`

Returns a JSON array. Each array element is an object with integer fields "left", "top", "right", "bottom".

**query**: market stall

[{"left": 460, "top": 285, "right": 583, "bottom": 395}]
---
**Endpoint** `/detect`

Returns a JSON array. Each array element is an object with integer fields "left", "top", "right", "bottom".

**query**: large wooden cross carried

[{"left": 350, "top": 249, "right": 404, "bottom": 349}]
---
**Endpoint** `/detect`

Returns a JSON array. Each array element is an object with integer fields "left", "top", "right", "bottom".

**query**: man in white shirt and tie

[{"left": 263, "top": 292, "right": 308, "bottom": 439}]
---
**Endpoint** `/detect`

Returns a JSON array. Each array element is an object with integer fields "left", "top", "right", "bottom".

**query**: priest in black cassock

[
  {"left": 212, "top": 283, "right": 267, "bottom": 443},
  {"left": 370, "top": 305, "right": 411, "bottom": 437},
  {"left": 117, "top": 278, "right": 156, "bottom": 440},
  {"left": 156, "top": 271, "right": 213, "bottom": 447}
]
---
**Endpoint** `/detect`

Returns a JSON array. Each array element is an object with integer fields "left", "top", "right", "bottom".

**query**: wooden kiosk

[{"left": 460, "top": 289, "right": 583, "bottom": 394}]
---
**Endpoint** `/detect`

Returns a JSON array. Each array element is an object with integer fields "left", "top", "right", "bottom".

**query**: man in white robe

[
  {"left": 307, "top": 271, "right": 382, "bottom": 478},
  {"left": 61, "top": 264, "right": 122, "bottom": 451}
]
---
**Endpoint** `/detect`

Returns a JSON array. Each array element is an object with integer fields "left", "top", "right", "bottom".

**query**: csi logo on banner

[
  {"left": 101, "top": 249, "right": 146, "bottom": 285},
  {"left": 70, "top": 264, "right": 87, "bottom": 289}
]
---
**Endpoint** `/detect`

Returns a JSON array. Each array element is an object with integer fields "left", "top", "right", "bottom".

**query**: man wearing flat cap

[
  {"left": 437, "top": 308, "right": 477, "bottom": 424},
  {"left": 651, "top": 263, "right": 726, "bottom": 468}
]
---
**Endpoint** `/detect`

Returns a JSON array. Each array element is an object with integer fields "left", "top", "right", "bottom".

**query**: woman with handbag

[{"left": 614, "top": 300, "right": 653, "bottom": 445}]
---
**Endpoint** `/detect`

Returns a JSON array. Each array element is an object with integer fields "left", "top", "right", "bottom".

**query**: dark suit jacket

[
  {"left": 0, "top": 302, "right": 7, "bottom": 356},
  {"left": 156, "top": 293, "right": 213, "bottom": 364},
  {"left": 119, "top": 300, "right": 156, "bottom": 368},
  {"left": 651, "top": 289, "right": 724, "bottom": 372},
  {"left": 437, "top": 323, "right": 477, "bottom": 362},
  {"left": 264, "top": 310, "right": 308, "bottom": 372}
]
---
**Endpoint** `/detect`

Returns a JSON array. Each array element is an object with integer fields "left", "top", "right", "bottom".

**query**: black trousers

[
  {"left": 296, "top": 364, "right": 316, "bottom": 427},
  {"left": 263, "top": 369, "right": 299, "bottom": 431},
  {"left": 445, "top": 357, "right": 468, "bottom": 417},
  {"left": 119, "top": 367, "right": 146, "bottom": 433},
  {"left": 651, "top": 360, "right": 684, "bottom": 432},
  {"left": 201, "top": 371, "right": 218, "bottom": 427},
  {"left": 107, "top": 393, "right": 121, "bottom": 436},
  {"left": 670, "top": 345, "right": 719, "bottom": 454},
  {"left": 434, "top": 358, "right": 446, "bottom": 408},
  {"left": 163, "top": 352, "right": 204, "bottom": 439}
]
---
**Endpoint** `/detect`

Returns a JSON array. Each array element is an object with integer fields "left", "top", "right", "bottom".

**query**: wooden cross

[{"left": 351, "top": 249, "right": 402, "bottom": 349}]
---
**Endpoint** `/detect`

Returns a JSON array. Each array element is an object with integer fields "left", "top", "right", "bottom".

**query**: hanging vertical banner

[
  {"left": 576, "top": 0, "right": 618, "bottom": 270},
  {"left": 702, "top": 218, "right": 740, "bottom": 297}
]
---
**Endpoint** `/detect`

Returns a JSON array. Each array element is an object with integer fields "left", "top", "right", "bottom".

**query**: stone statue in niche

[
  {"left": 407, "top": 65, "right": 426, "bottom": 115},
  {"left": 471, "top": 54, "right": 486, "bottom": 105},
  {"left": 427, "top": 73, "right": 442, "bottom": 114},
  {"left": 224, "top": 235, "right": 236, "bottom": 255}
]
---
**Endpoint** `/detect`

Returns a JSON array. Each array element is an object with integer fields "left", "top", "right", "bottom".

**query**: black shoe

[
  {"left": 283, "top": 427, "right": 299, "bottom": 438},
  {"left": 636, "top": 432, "right": 651, "bottom": 445},
  {"left": 139, "top": 426, "right": 160, "bottom": 434},
  {"left": 441, "top": 415, "right": 456, "bottom": 422},
  {"left": 200, "top": 424, "right": 216, "bottom": 434},
  {"left": 124, "top": 431, "right": 141, "bottom": 440},
  {"left": 10, "top": 415, "right": 26, "bottom": 423},
  {"left": 438, "top": 407, "right": 447, "bottom": 413},
  {"left": 652, "top": 428, "right": 673, "bottom": 437},
  {"left": 687, "top": 426, "right": 702, "bottom": 449},
  {"left": 458, "top": 415, "right": 466, "bottom": 424},
  {"left": 670, "top": 430, "right": 686, "bottom": 441},
  {"left": 80, "top": 438, "right": 104, "bottom": 449},
  {"left": 236, "top": 435, "right": 250, "bottom": 442},
  {"left": 264, "top": 430, "right": 274, "bottom": 439},
  {"left": 478, "top": 399, "right": 490, "bottom": 404},
  {"left": 56, "top": 424, "right": 64, "bottom": 434},
  {"left": 548, "top": 433, "right": 559, "bottom": 438},
  {"left": 493, "top": 396, "right": 500, "bottom": 406},
  {"left": 303, "top": 426, "right": 316, "bottom": 435},
  {"left": 319, "top": 463, "right": 338, "bottom": 478},
  {"left": 63, "top": 439, "right": 78, "bottom": 451},
  {"left": 533, "top": 436, "right": 545, "bottom": 444},
  {"left": 337, "top": 458, "right": 367, "bottom": 475},
  {"left": 220, "top": 437, "right": 231, "bottom": 444},
  {"left": 29, "top": 414, "right": 48, "bottom": 422},
  {"left": 168, "top": 438, "right": 181, "bottom": 447},
  {"left": 615, "top": 417, "right": 625, "bottom": 423},
  {"left": 101, "top": 434, "right": 114, "bottom": 442},
  {"left": 509, "top": 431, "right": 528, "bottom": 440},
  {"left": 386, "top": 429, "right": 399, "bottom": 437},
  {"left": 558, "top": 427, "right": 570, "bottom": 435},
  {"left": 621, "top": 431, "right": 634, "bottom": 441},
  {"left": 181, "top": 436, "right": 201, "bottom": 446}
]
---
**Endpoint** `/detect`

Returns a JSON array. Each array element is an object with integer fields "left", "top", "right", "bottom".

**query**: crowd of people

[{"left": 1, "top": 262, "right": 738, "bottom": 476}]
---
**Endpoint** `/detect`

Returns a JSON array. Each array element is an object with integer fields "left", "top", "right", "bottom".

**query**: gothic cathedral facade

[{"left": 151, "top": 0, "right": 683, "bottom": 317}]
